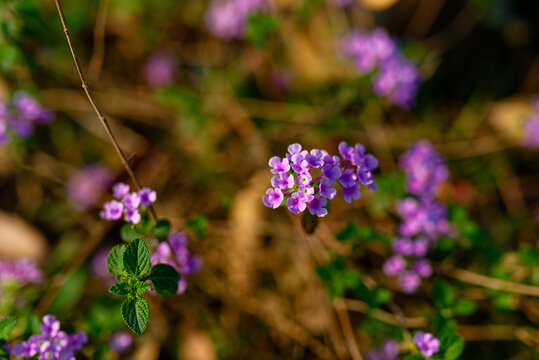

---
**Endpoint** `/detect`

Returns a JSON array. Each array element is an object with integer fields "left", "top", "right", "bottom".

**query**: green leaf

[
  {"left": 123, "top": 239, "right": 151, "bottom": 278},
  {"left": 121, "top": 297, "right": 150, "bottom": 335},
  {"left": 153, "top": 220, "right": 171, "bottom": 238},
  {"left": 0, "top": 348, "right": 9, "bottom": 360},
  {"left": 433, "top": 281, "right": 456, "bottom": 308},
  {"left": 107, "top": 245, "right": 125, "bottom": 276},
  {"left": 109, "top": 283, "right": 131, "bottom": 296},
  {"left": 453, "top": 299, "right": 477, "bottom": 316},
  {"left": 135, "top": 281, "right": 151, "bottom": 296},
  {"left": 371, "top": 287, "right": 392, "bottom": 308},
  {"left": 186, "top": 216, "right": 208, "bottom": 238},
  {"left": 404, "top": 355, "right": 425, "bottom": 360},
  {"left": 135, "top": 216, "right": 153, "bottom": 235},
  {"left": 121, "top": 224, "right": 139, "bottom": 242},
  {"left": 442, "top": 334, "right": 465, "bottom": 360},
  {"left": 148, "top": 264, "right": 181, "bottom": 297},
  {"left": 0, "top": 317, "right": 17, "bottom": 340}
]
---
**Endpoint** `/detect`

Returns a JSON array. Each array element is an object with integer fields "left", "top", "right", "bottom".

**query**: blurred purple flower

[
  {"left": 365, "top": 339, "right": 400, "bottom": 360},
  {"left": 206, "top": 0, "right": 267, "bottom": 39},
  {"left": 398, "top": 272, "right": 420, "bottom": 294},
  {"left": 413, "top": 332, "right": 440, "bottom": 357},
  {"left": 109, "top": 332, "right": 132, "bottom": 353},
  {"left": 522, "top": 101, "right": 539, "bottom": 148},
  {"left": 0, "top": 257, "right": 43, "bottom": 286},
  {"left": 67, "top": 165, "right": 113, "bottom": 210},
  {"left": 143, "top": 52, "right": 177, "bottom": 88},
  {"left": 382, "top": 255, "right": 406, "bottom": 276}
]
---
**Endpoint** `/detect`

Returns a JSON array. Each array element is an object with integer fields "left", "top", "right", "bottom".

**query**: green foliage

[
  {"left": 0, "top": 317, "right": 17, "bottom": 340},
  {"left": 148, "top": 264, "right": 181, "bottom": 297},
  {"left": 154, "top": 219, "right": 171, "bottom": 238},
  {"left": 404, "top": 355, "right": 425, "bottom": 360},
  {"left": 123, "top": 238, "right": 151, "bottom": 278},
  {"left": 439, "top": 334, "right": 465, "bottom": 360},
  {"left": 106, "top": 238, "right": 180, "bottom": 334},
  {"left": 120, "top": 224, "right": 139, "bottom": 242},
  {"left": 246, "top": 12, "right": 278, "bottom": 47},
  {"left": 135, "top": 215, "right": 153, "bottom": 235},
  {"left": 107, "top": 245, "right": 125, "bottom": 276},
  {"left": 433, "top": 281, "right": 456, "bottom": 309},
  {"left": 187, "top": 215, "right": 208, "bottom": 238},
  {"left": 121, "top": 297, "right": 150, "bottom": 335}
]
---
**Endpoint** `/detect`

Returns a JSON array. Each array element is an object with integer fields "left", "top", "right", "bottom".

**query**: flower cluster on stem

[
  {"left": 263, "top": 142, "right": 378, "bottom": 216},
  {"left": 150, "top": 231, "right": 202, "bottom": 294},
  {"left": 10, "top": 315, "right": 87, "bottom": 360},
  {"left": 100, "top": 183, "right": 156, "bottom": 224},
  {"left": 0, "top": 91, "right": 53, "bottom": 144},
  {"left": 383, "top": 140, "right": 451, "bottom": 293},
  {"left": 341, "top": 28, "right": 420, "bottom": 108}
]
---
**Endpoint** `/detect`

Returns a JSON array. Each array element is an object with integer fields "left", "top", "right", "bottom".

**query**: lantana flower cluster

[
  {"left": 522, "top": 95, "right": 539, "bottom": 148},
  {"left": 383, "top": 141, "right": 451, "bottom": 293},
  {"left": 10, "top": 315, "right": 87, "bottom": 360},
  {"left": 150, "top": 231, "right": 202, "bottom": 294},
  {"left": 262, "top": 142, "right": 379, "bottom": 216},
  {"left": 0, "top": 257, "right": 43, "bottom": 287},
  {"left": 365, "top": 339, "right": 399, "bottom": 360},
  {"left": 341, "top": 28, "right": 421, "bottom": 108},
  {"left": 0, "top": 91, "right": 53, "bottom": 144},
  {"left": 206, "top": 0, "right": 267, "bottom": 39},
  {"left": 100, "top": 183, "right": 156, "bottom": 224}
]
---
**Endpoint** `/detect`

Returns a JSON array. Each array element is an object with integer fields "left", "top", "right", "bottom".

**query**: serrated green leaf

[
  {"left": 135, "top": 281, "right": 151, "bottom": 296},
  {"left": 433, "top": 281, "right": 456, "bottom": 308},
  {"left": 442, "top": 334, "right": 464, "bottom": 360},
  {"left": 123, "top": 239, "right": 151, "bottom": 278},
  {"left": 153, "top": 220, "right": 171, "bottom": 238},
  {"left": 109, "top": 283, "right": 131, "bottom": 296},
  {"left": 148, "top": 264, "right": 180, "bottom": 297},
  {"left": 0, "top": 317, "right": 17, "bottom": 340},
  {"left": 107, "top": 245, "right": 125, "bottom": 276},
  {"left": 121, "top": 297, "right": 150, "bottom": 335},
  {"left": 121, "top": 224, "right": 139, "bottom": 242}
]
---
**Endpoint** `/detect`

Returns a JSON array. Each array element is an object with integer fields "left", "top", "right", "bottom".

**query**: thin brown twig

[
  {"left": 444, "top": 265, "right": 539, "bottom": 297},
  {"left": 53, "top": 0, "right": 157, "bottom": 221},
  {"left": 334, "top": 300, "right": 363, "bottom": 360}
]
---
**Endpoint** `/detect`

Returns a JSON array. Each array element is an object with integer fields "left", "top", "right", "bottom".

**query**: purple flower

[
  {"left": 299, "top": 185, "right": 315, "bottom": 202},
  {"left": 0, "top": 257, "right": 43, "bottom": 285},
  {"left": 109, "top": 332, "right": 132, "bottom": 353},
  {"left": 269, "top": 156, "right": 290, "bottom": 174},
  {"left": 412, "top": 259, "right": 433, "bottom": 278},
  {"left": 138, "top": 187, "right": 157, "bottom": 206},
  {"left": 143, "top": 51, "right": 177, "bottom": 88},
  {"left": 13, "top": 92, "right": 48, "bottom": 121},
  {"left": 365, "top": 339, "right": 399, "bottom": 360},
  {"left": 522, "top": 111, "right": 539, "bottom": 148},
  {"left": 413, "top": 332, "right": 440, "bottom": 357},
  {"left": 122, "top": 192, "right": 141, "bottom": 209},
  {"left": 320, "top": 179, "right": 337, "bottom": 200},
  {"left": 112, "top": 182, "right": 130, "bottom": 199},
  {"left": 413, "top": 237, "right": 429, "bottom": 258},
  {"left": 382, "top": 255, "right": 406, "bottom": 276},
  {"left": 290, "top": 153, "right": 310, "bottom": 174},
  {"left": 286, "top": 192, "right": 307, "bottom": 213},
  {"left": 322, "top": 163, "right": 341, "bottom": 181},
  {"left": 339, "top": 169, "right": 357, "bottom": 187},
  {"left": 398, "top": 272, "right": 421, "bottom": 294},
  {"left": 308, "top": 195, "right": 328, "bottom": 217},
  {"left": 271, "top": 173, "right": 294, "bottom": 189},
  {"left": 263, "top": 188, "right": 283, "bottom": 209},
  {"left": 392, "top": 238, "right": 414, "bottom": 256},
  {"left": 306, "top": 149, "right": 324, "bottom": 168},
  {"left": 206, "top": 0, "right": 267, "bottom": 39},
  {"left": 40, "top": 315, "right": 60, "bottom": 338},
  {"left": 296, "top": 172, "right": 312, "bottom": 187},
  {"left": 67, "top": 165, "right": 113, "bottom": 210},
  {"left": 100, "top": 200, "right": 124, "bottom": 220},
  {"left": 342, "top": 184, "right": 361, "bottom": 203},
  {"left": 124, "top": 208, "right": 141, "bottom": 224},
  {"left": 372, "top": 56, "right": 420, "bottom": 108}
]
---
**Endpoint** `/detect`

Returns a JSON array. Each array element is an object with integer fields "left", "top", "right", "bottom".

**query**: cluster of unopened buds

[
  {"left": 8, "top": 315, "right": 87, "bottom": 360},
  {"left": 100, "top": 183, "right": 156, "bottom": 224},
  {"left": 263, "top": 142, "right": 379, "bottom": 217},
  {"left": 383, "top": 140, "right": 451, "bottom": 293}
]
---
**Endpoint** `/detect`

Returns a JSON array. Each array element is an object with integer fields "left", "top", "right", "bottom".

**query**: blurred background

[{"left": 0, "top": 0, "right": 538, "bottom": 359}]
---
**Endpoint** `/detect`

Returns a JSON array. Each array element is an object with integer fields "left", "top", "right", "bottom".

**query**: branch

[{"left": 53, "top": 0, "right": 157, "bottom": 221}]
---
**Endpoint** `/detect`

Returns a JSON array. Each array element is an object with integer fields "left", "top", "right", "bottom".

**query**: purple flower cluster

[
  {"left": 206, "top": 0, "right": 267, "bottom": 39},
  {"left": 109, "top": 331, "right": 132, "bottom": 353},
  {"left": 413, "top": 332, "right": 440, "bottom": 357},
  {"left": 143, "top": 51, "right": 177, "bottom": 88},
  {"left": 10, "top": 315, "right": 87, "bottom": 360},
  {"left": 522, "top": 95, "right": 539, "bottom": 148},
  {"left": 341, "top": 28, "right": 420, "bottom": 108},
  {"left": 100, "top": 183, "right": 156, "bottom": 224},
  {"left": 263, "top": 142, "right": 378, "bottom": 216},
  {"left": 0, "top": 91, "right": 53, "bottom": 144},
  {"left": 67, "top": 165, "right": 114, "bottom": 210},
  {"left": 0, "top": 257, "right": 43, "bottom": 286},
  {"left": 383, "top": 141, "right": 450, "bottom": 293},
  {"left": 365, "top": 339, "right": 399, "bottom": 360},
  {"left": 150, "top": 231, "right": 202, "bottom": 294}
]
